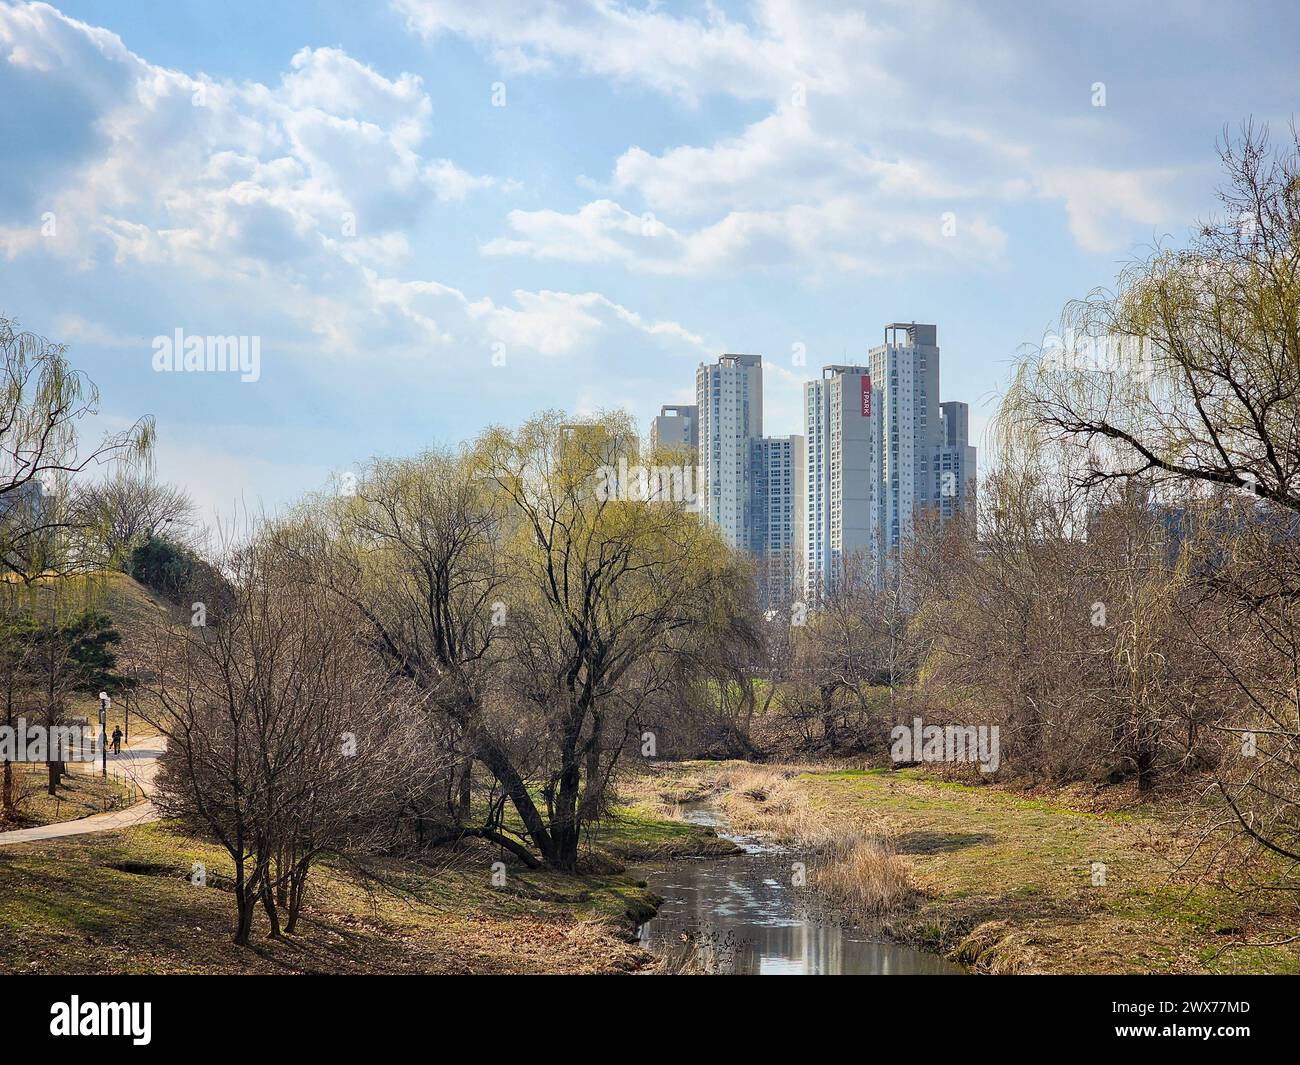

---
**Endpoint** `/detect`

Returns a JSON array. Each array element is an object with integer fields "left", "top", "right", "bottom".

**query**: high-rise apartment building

[
  {"left": 649, "top": 404, "right": 699, "bottom": 452},
  {"left": 936, "top": 400, "right": 977, "bottom": 521},
  {"left": 751, "top": 434, "right": 804, "bottom": 606},
  {"left": 803, "top": 364, "right": 881, "bottom": 601},
  {"left": 863, "top": 324, "right": 976, "bottom": 564},
  {"left": 671, "top": 326, "right": 974, "bottom": 608},
  {"left": 696, "top": 353, "right": 763, "bottom": 550},
  {"left": 869, "top": 323, "right": 943, "bottom": 556}
]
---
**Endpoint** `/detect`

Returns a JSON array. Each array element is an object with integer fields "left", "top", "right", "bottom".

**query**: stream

[{"left": 633, "top": 805, "right": 964, "bottom": 975}]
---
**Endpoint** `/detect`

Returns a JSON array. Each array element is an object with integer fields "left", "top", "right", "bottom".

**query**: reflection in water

[{"left": 634, "top": 807, "right": 963, "bottom": 975}]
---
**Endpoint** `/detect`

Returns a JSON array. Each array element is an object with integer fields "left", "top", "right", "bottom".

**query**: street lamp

[{"left": 98, "top": 691, "right": 111, "bottom": 778}]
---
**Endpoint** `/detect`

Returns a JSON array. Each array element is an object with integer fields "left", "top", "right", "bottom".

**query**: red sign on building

[{"left": 861, "top": 376, "right": 872, "bottom": 417}]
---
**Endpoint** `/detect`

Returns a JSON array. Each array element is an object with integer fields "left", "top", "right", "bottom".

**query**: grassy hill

[{"left": 12, "top": 569, "right": 175, "bottom": 736}]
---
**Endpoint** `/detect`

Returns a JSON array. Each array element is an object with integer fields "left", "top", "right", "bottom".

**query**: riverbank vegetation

[
  {"left": 0, "top": 803, "right": 732, "bottom": 974},
  {"left": 620, "top": 760, "right": 1300, "bottom": 974}
]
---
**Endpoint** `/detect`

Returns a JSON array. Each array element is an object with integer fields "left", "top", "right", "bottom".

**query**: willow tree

[
  {"left": 1007, "top": 123, "right": 1300, "bottom": 507},
  {"left": 480, "top": 410, "right": 744, "bottom": 871},
  {"left": 1003, "top": 124, "right": 1300, "bottom": 852},
  {"left": 0, "top": 317, "right": 153, "bottom": 813},
  {"left": 0, "top": 317, "right": 154, "bottom": 580}
]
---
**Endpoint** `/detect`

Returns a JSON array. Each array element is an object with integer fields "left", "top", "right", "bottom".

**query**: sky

[{"left": 1, "top": 0, "right": 1296, "bottom": 521}]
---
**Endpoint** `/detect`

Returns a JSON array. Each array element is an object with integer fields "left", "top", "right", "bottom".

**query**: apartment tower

[
  {"left": 649, "top": 404, "right": 699, "bottom": 453},
  {"left": 696, "top": 353, "right": 763, "bottom": 550},
  {"left": 803, "top": 363, "right": 881, "bottom": 602}
]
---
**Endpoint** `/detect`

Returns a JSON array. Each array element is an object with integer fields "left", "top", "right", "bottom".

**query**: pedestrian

[{"left": 111, "top": 725, "right": 123, "bottom": 755}]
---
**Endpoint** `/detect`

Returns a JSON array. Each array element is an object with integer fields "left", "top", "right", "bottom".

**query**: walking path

[{"left": 0, "top": 737, "right": 164, "bottom": 847}]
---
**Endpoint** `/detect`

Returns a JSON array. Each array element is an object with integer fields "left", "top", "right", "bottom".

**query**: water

[{"left": 634, "top": 806, "right": 964, "bottom": 975}]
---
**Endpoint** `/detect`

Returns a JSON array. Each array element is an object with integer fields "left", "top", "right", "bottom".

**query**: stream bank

[{"left": 631, "top": 804, "right": 963, "bottom": 975}]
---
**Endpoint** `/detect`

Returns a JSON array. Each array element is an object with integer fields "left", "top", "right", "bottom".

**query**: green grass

[
  {"left": 596, "top": 805, "right": 738, "bottom": 861},
  {"left": 0, "top": 792, "right": 738, "bottom": 974},
  {"left": 784, "top": 767, "right": 1300, "bottom": 974},
  {"left": 2, "top": 764, "right": 134, "bottom": 829},
  {"left": 0, "top": 817, "right": 677, "bottom": 974}
]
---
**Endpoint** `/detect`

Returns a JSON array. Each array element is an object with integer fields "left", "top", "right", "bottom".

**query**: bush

[{"left": 127, "top": 535, "right": 198, "bottom": 603}]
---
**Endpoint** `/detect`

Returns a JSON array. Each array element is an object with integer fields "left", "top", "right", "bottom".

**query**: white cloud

[
  {"left": 0, "top": 2, "right": 701, "bottom": 368},
  {"left": 401, "top": 0, "right": 1187, "bottom": 273},
  {"left": 393, "top": 0, "right": 875, "bottom": 105},
  {"left": 364, "top": 271, "right": 707, "bottom": 358},
  {"left": 1037, "top": 167, "right": 1180, "bottom": 253},
  {"left": 485, "top": 190, "right": 1008, "bottom": 279}
]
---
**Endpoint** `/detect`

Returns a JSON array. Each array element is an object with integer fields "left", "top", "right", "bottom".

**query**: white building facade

[
  {"left": 869, "top": 323, "right": 943, "bottom": 557},
  {"left": 803, "top": 364, "right": 881, "bottom": 602},
  {"left": 751, "top": 434, "right": 805, "bottom": 607},
  {"left": 696, "top": 353, "right": 763, "bottom": 550}
]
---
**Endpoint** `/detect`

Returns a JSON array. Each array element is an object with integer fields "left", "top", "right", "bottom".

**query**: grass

[
  {"left": 709, "top": 764, "right": 919, "bottom": 922},
  {"left": 781, "top": 766, "right": 1300, "bottom": 974},
  {"left": 810, "top": 832, "right": 916, "bottom": 919},
  {"left": 0, "top": 796, "right": 739, "bottom": 974},
  {"left": 621, "top": 760, "right": 1300, "bottom": 974},
  {"left": 1, "top": 763, "right": 134, "bottom": 829},
  {"left": 596, "top": 806, "right": 739, "bottom": 862},
  {"left": 0, "top": 825, "right": 639, "bottom": 974}
]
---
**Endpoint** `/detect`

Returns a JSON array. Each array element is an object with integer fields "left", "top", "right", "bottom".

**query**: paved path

[{"left": 0, "top": 737, "right": 164, "bottom": 848}]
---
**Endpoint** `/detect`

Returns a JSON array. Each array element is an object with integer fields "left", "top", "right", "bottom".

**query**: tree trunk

[
  {"left": 476, "top": 733, "right": 558, "bottom": 864},
  {"left": 260, "top": 878, "right": 282, "bottom": 939},
  {"left": 233, "top": 895, "right": 256, "bottom": 946},
  {"left": 285, "top": 861, "right": 311, "bottom": 934},
  {"left": 232, "top": 852, "right": 256, "bottom": 946},
  {"left": 456, "top": 755, "right": 472, "bottom": 822},
  {"left": 550, "top": 750, "right": 583, "bottom": 872},
  {"left": 820, "top": 686, "right": 837, "bottom": 752}
]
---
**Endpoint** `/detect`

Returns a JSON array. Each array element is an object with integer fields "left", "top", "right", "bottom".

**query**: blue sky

[{"left": 1, "top": 0, "right": 1296, "bottom": 519}]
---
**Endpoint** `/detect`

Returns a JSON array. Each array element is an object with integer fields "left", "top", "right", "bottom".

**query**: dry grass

[
  {"left": 0, "top": 822, "right": 662, "bottom": 974},
  {"left": 615, "top": 762, "right": 726, "bottom": 819},
  {"left": 952, "top": 920, "right": 1039, "bottom": 974},
  {"left": 714, "top": 765, "right": 918, "bottom": 923},
  {"left": 810, "top": 830, "right": 917, "bottom": 919},
  {"left": 1, "top": 764, "right": 133, "bottom": 828},
  {"left": 716, "top": 765, "right": 817, "bottom": 842}
]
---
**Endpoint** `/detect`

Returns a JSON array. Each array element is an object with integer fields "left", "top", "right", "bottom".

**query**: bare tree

[
  {"left": 148, "top": 529, "right": 432, "bottom": 944},
  {"left": 71, "top": 469, "right": 195, "bottom": 565},
  {"left": 288, "top": 449, "right": 524, "bottom": 856}
]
